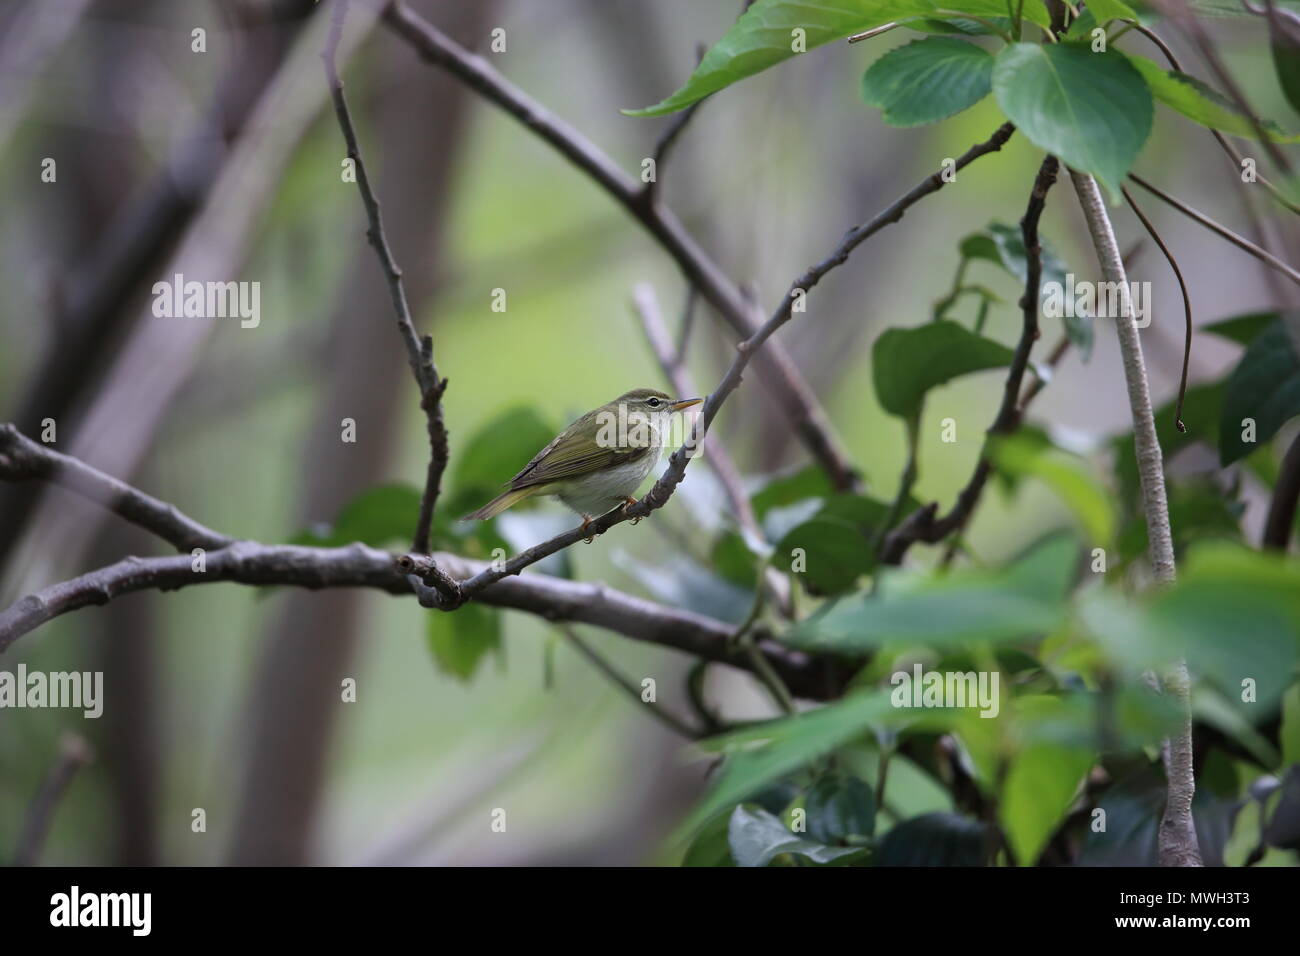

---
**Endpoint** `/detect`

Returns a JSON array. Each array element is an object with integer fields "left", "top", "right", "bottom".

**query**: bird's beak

[{"left": 671, "top": 397, "right": 703, "bottom": 411}]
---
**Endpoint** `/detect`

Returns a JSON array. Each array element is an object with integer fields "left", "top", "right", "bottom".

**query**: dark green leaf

[
  {"left": 903, "top": 15, "right": 1012, "bottom": 35},
  {"left": 872, "top": 319, "right": 1015, "bottom": 418},
  {"left": 728, "top": 805, "right": 863, "bottom": 866},
  {"left": 993, "top": 42, "right": 1152, "bottom": 199},
  {"left": 1219, "top": 318, "right": 1300, "bottom": 465},
  {"left": 1203, "top": 310, "right": 1282, "bottom": 346},
  {"left": 1272, "top": 15, "right": 1300, "bottom": 115},
  {"left": 806, "top": 772, "right": 877, "bottom": 842},
  {"left": 875, "top": 812, "right": 989, "bottom": 866},
  {"left": 425, "top": 602, "right": 502, "bottom": 682},
  {"left": 860, "top": 37, "right": 993, "bottom": 127},
  {"left": 773, "top": 494, "right": 893, "bottom": 595}
]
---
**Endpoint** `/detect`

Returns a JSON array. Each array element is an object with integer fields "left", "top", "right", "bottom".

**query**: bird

[{"left": 463, "top": 388, "right": 703, "bottom": 538}]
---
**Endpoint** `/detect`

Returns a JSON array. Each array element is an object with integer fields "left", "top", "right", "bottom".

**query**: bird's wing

[{"left": 508, "top": 413, "right": 652, "bottom": 490}]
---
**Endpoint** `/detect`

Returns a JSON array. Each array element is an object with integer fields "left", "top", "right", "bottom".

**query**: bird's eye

[{"left": 647, "top": 398, "right": 661, "bottom": 407}]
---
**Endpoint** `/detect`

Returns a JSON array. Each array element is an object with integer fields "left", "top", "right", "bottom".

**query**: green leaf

[
  {"left": 1124, "top": 55, "right": 1300, "bottom": 142},
  {"left": 750, "top": 464, "right": 835, "bottom": 520},
  {"left": 989, "top": 433, "right": 1116, "bottom": 545},
  {"left": 625, "top": 0, "right": 1051, "bottom": 117},
  {"left": 999, "top": 740, "right": 1093, "bottom": 865},
  {"left": 1203, "top": 310, "right": 1282, "bottom": 346},
  {"left": 860, "top": 37, "right": 993, "bottom": 127},
  {"left": 425, "top": 602, "right": 502, "bottom": 682},
  {"left": 786, "top": 535, "right": 1078, "bottom": 653},
  {"left": 962, "top": 221, "right": 1091, "bottom": 360},
  {"left": 291, "top": 483, "right": 422, "bottom": 548},
  {"left": 903, "top": 15, "right": 1013, "bottom": 35},
  {"left": 1219, "top": 318, "right": 1300, "bottom": 465},
  {"left": 805, "top": 772, "right": 878, "bottom": 842},
  {"left": 872, "top": 319, "right": 1015, "bottom": 418},
  {"left": 773, "top": 494, "right": 894, "bottom": 595},
  {"left": 1281, "top": 683, "right": 1300, "bottom": 769},
  {"left": 727, "top": 805, "right": 863, "bottom": 867},
  {"left": 680, "top": 811, "right": 735, "bottom": 867},
  {"left": 444, "top": 407, "right": 557, "bottom": 519},
  {"left": 993, "top": 42, "right": 1152, "bottom": 200},
  {"left": 1272, "top": 15, "right": 1300, "bottom": 115},
  {"left": 680, "top": 690, "right": 897, "bottom": 835},
  {"left": 875, "top": 812, "right": 988, "bottom": 865},
  {"left": 1084, "top": 0, "right": 1139, "bottom": 22}
]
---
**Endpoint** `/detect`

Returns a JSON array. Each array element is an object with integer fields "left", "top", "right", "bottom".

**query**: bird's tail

[{"left": 463, "top": 486, "right": 536, "bottom": 521}]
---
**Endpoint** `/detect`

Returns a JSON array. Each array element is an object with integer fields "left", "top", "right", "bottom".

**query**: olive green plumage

[{"left": 464, "top": 388, "right": 702, "bottom": 521}]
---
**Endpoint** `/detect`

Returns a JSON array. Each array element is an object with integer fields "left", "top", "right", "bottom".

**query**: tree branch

[
  {"left": 381, "top": 0, "right": 862, "bottom": 492},
  {"left": 1071, "top": 169, "right": 1202, "bottom": 868},
  {"left": 0, "top": 540, "right": 839, "bottom": 701},
  {"left": 324, "top": 0, "right": 449, "bottom": 554},
  {"left": 558, "top": 624, "right": 702, "bottom": 739},
  {"left": 881, "top": 154, "right": 1059, "bottom": 565},
  {"left": 0, "top": 424, "right": 231, "bottom": 552},
  {"left": 13, "top": 733, "right": 93, "bottom": 866}
]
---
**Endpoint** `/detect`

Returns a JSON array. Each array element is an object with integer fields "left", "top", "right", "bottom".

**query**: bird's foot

[
  {"left": 621, "top": 496, "right": 642, "bottom": 525},
  {"left": 581, "top": 514, "right": 596, "bottom": 543}
]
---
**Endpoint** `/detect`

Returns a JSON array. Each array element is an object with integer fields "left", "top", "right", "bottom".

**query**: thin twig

[
  {"left": 382, "top": 0, "right": 861, "bottom": 492},
  {"left": 1128, "top": 174, "right": 1300, "bottom": 288},
  {"left": 324, "top": 0, "right": 449, "bottom": 554},
  {"left": 643, "top": 43, "right": 706, "bottom": 205},
  {"left": 881, "top": 154, "right": 1060, "bottom": 564},
  {"left": 559, "top": 625, "right": 701, "bottom": 738},
  {"left": 1164, "top": 0, "right": 1293, "bottom": 176},
  {"left": 14, "top": 733, "right": 93, "bottom": 866},
  {"left": 1127, "top": 20, "right": 1300, "bottom": 217},
  {"left": 1071, "top": 169, "right": 1201, "bottom": 868},
  {"left": 1122, "top": 186, "right": 1193, "bottom": 433}
]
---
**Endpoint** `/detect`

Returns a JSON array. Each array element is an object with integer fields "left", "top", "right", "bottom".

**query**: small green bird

[{"left": 464, "top": 388, "right": 702, "bottom": 535}]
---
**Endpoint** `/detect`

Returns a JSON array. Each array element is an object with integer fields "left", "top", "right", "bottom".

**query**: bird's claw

[
  {"left": 621, "top": 496, "right": 642, "bottom": 525},
  {"left": 581, "top": 514, "right": 595, "bottom": 544}
]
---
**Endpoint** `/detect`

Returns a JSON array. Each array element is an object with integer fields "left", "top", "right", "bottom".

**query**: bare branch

[
  {"left": 381, "top": 0, "right": 862, "bottom": 492},
  {"left": 323, "top": 0, "right": 449, "bottom": 554},
  {"left": 1128, "top": 173, "right": 1300, "bottom": 289},
  {"left": 558, "top": 624, "right": 702, "bottom": 739},
  {"left": 0, "top": 535, "right": 841, "bottom": 701},
  {"left": 0, "top": 424, "right": 231, "bottom": 552},
  {"left": 767, "top": 123, "right": 1017, "bottom": 337},
  {"left": 14, "top": 733, "right": 93, "bottom": 866},
  {"left": 881, "top": 154, "right": 1059, "bottom": 565}
]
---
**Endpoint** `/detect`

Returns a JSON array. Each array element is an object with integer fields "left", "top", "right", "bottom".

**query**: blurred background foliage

[{"left": 0, "top": 0, "right": 1297, "bottom": 865}]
